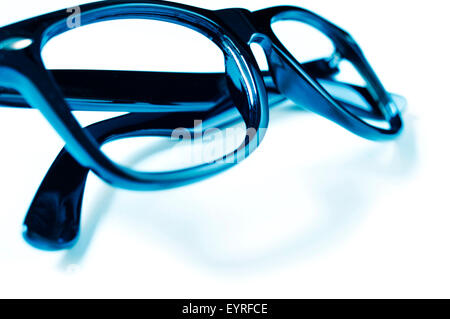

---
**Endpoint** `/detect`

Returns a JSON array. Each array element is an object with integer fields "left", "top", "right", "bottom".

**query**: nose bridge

[{"left": 214, "top": 8, "right": 259, "bottom": 44}]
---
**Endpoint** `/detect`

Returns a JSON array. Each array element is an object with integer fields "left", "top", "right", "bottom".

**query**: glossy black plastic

[
  {"left": 23, "top": 73, "right": 392, "bottom": 249},
  {"left": 0, "top": 1, "right": 404, "bottom": 249},
  {"left": 0, "top": 0, "right": 403, "bottom": 192}
]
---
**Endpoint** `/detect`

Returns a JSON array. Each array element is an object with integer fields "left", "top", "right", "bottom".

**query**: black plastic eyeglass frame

[
  {"left": 0, "top": 0, "right": 402, "bottom": 188},
  {"left": 0, "top": 0, "right": 404, "bottom": 249},
  {"left": 23, "top": 76, "right": 401, "bottom": 249}
]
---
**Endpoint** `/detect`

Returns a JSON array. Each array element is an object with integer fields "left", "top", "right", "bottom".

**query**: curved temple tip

[
  {"left": 22, "top": 224, "right": 79, "bottom": 251},
  {"left": 22, "top": 186, "right": 84, "bottom": 250},
  {"left": 391, "top": 93, "right": 408, "bottom": 113},
  {"left": 22, "top": 149, "right": 88, "bottom": 251}
]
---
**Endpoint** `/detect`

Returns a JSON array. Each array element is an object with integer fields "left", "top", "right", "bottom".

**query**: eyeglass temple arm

[
  {"left": 22, "top": 59, "right": 392, "bottom": 249},
  {"left": 0, "top": 59, "right": 336, "bottom": 111},
  {"left": 22, "top": 69, "right": 389, "bottom": 250},
  {"left": 0, "top": 61, "right": 386, "bottom": 120},
  {"left": 22, "top": 105, "right": 239, "bottom": 250}
]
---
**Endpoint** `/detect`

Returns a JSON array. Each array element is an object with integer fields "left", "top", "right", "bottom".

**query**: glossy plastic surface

[
  {"left": 0, "top": 60, "right": 335, "bottom": 112},
  {"left": 24, "top": 110, "right": 235, "bottom": 249},
  {"left": 0, "top": 0, "right": 403, "bottom": 191},
  {"left": 252, "top": 6, "right": 402, "bottom": 139},
  {"left": 0, "top": 0, "right": 268, "bottom": 190},
  {"left": 23, "top": 78, "right": 395, "bottom": 249}
]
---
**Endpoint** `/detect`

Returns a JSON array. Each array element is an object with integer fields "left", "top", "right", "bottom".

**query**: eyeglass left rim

[{"left": 0, "top": 0, "right": 270, "bottom": 190}]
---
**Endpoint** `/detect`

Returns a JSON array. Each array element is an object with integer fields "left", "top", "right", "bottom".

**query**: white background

[{"left": 0, "top": 0, "right": 449, "bottom": 298}]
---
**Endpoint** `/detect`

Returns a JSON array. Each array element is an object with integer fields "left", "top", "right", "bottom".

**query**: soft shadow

[
  {"left": 58, "top": 185, "right": 116, "bottom": 270},
  {"left": 59, "top": 104, "right": 417, "bottom": 272},
  {"left": 126, "top": 114, "right": 418, "bottom": 272},
  {"left": 59, "top": 100, "right": 293, "bottom": 268}
]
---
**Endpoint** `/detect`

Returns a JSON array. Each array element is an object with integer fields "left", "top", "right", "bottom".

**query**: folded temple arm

[
  {"left": 0, "top": 58, "right": 388, "bottom": 120},
  {"left": 23, "top": 107, "right": 237, "bottom": 249},
  {"left": 0, "top": 59, "right": 338, "bottom": 112},
  {"left": 22, "top": 77, "right": 399, "bottom": 250},
  {"left": 22, "top": 58, "right": 396, "bottom": 249}
]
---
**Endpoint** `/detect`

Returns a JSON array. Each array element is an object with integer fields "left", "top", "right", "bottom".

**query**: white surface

[{"left": 0, "top": 0, "right": 449, "bottom": 298}]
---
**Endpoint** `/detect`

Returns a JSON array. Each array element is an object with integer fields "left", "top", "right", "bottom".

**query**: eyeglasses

[
  {"left": 0, "top": 0, "right": 403, "bottom": 249},
  {"left": 23, "top": 78, "right": 406, "bottom": 249}
]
